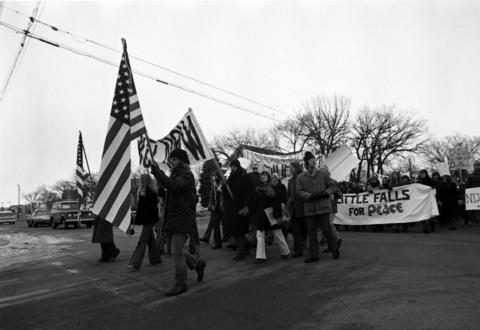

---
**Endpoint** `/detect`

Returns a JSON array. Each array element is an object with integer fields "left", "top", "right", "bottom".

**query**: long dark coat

[
  {"left": 91, "top": 216, "right": 113, "bottom": 244},
  {"left": 223, "top": 168, "right": 252, "bottom": 237},
  {"left": 152, "top": 163, "right": 196, "bottom": 235},
  {"left": 437, "top": 181, "right": 459, "bottom": 218}
]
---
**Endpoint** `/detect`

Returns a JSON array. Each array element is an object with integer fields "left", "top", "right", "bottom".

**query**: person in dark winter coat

[
  {"left": 296, "top": 151, "right": 339, "bottom": 262},
  {"left": 437, "top": 175, "right": 459, "bottom": 230},
  {"left": 250, "top": 171, "right": 291, "bottom": 263},
  {"left": 127, "top": 174, "right": 162, "bottom": 271},
  {"left": 201, "top": 173, "right": 224, "bottom": 249},
  {"left": 222, "top": 159, "right": 253, "bottom": 260},
  {"left": 150, "top": 148, "right": 206, "bottom": 297},
  {"left": 287, "top": 161, "right": 307, "bottom": 258},
  {"left": 417, "top": 169, "right": 436, "bottom": 233},
  {"left": 388, "top": 171, "right": 406, "bottom": 232}
]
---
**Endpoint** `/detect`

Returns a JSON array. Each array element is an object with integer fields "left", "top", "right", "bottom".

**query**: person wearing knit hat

[
  {"left": 296, "top": 151, "right": 340, "bottom": 262},
  {"left": 223, "top": 158, "right": 252, "bottom": 260},
  {"left": 303, "top": 151, "right": 315, "bottom": 168},
  {"left": 150, "top": 149, "right": 206, "bottom": 297},
  {"left": 287, "top": 161, "right": 307, "bottom": 258}
]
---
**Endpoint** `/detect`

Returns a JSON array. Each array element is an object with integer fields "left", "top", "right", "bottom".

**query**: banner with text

[
  {"left": 465, "top": 187, "right": 480, "bottom": 211},
  {"left": 333, "top": 184, "right": 439, "bottom": 225}
]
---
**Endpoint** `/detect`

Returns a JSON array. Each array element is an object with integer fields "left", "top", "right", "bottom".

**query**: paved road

[{"left": 1, "top": 218, "right": 479, "bottom": 330}]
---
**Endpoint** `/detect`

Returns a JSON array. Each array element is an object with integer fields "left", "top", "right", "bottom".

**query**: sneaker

[
  {"left": 304, "top": 257, "right": 319, "bottom": 263},
  {"left": 196, "top": 260, "right": 206, "bottom": 282},
  {"left": 165, "top": 286, "right": 187, "bottom": 297},
  {"left": 126, "top": 264, "right": 140, "bottom": 272},
  {"left": 253, "top": 258, "right": 266, "bottom": 264}
]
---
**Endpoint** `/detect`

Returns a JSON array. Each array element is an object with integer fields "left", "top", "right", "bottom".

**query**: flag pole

[{"left": 80, "top": 131, "right": 96, "bottom": 202}]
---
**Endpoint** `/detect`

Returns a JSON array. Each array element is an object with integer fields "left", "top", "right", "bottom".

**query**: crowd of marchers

[{"left": 93, "top": 149, "right": 480, "bottom": 297}]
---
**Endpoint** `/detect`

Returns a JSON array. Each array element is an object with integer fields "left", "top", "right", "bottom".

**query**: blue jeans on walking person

[{"left": 173, "top": 233, "right": 200, "bottom": 289}]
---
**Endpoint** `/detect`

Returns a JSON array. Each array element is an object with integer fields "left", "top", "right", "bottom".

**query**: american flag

[
  {"left": 75, "top": 132, "right": 87, "bottom": 199},
  {"left": 92, "top": 41, "right": 146, "bottom": 231}
]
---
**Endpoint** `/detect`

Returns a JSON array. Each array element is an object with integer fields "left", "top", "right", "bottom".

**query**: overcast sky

[{"left": 1, "top": 0, "right": 480, "bottom": 204}]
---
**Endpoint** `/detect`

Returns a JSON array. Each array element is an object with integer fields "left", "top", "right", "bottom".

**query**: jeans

[
  {"left": 256, "top": 229, "right": 290, "bottom": 259},
  {"left": 172, "top": 233, "right": 199, "bottom": 289},
  {"left": 306, "top": 213, "right": 338, "bottom": 259},
  {"left": 129, "top": 223, "right": 162, "bottom": 268},
  {"left": 203, "top": 211, "right": 222, "bottom": 246}
]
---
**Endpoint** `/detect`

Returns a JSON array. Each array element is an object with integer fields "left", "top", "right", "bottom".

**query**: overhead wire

[
  {"left": 0, "top": 2, "right": 43, "bottom": 109},
  {"left": 2, "top": 5, "right": 287, "bottom": 117},
  {"left": 0, "top": 19, "right": 276, "bottom": 120}
]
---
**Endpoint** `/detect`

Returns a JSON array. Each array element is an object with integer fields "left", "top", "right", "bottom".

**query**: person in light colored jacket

[{"left": 296, "top": 151, "right": 339, "bottom": 262}]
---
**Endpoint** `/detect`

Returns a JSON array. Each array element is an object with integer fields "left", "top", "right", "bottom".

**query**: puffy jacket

[{"left": 296, "top": 168, "right": 334, "bottom": 216}]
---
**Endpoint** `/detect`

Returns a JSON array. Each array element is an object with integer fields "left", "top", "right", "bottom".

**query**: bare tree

[
  {"left": 422, "top": 134, "right": 480, "bottom": 165},
  {"left": 275, "top": 115, "right": 308, "bottom": 153},
  {"left": 295, "top": 94, "right": 351, "bottom": 155},
  {"left": 211, "top": 127, "right": 280, "bottom": 160},
  {"left": 351, "top": 106, "right": 427, "bottom": 179}
]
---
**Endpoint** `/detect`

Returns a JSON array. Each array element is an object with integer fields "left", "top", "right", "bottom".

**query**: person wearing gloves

[
  {"left": 150, "top": 148, "right": 206, "bottom": 297},
  {"left": 296, "top": 151, "right": 340, "bottom": 262}
]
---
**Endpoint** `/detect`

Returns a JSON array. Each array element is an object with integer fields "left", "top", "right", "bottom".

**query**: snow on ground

[{"left": 0, "top": 229, "right": 84, "bottom": 269}]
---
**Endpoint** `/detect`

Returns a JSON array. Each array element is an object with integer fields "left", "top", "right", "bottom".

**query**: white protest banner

[
  {"left": 333, "top": 184, "right": 439, "bottom": 225},
  {"left": 465, "top": 187, "right": 480, "bottom": 210},
  {"left": 138, "top": 109, "right": 214, "bottom": 170},
  {"left": 436, "top": 162, "right": 450, "bottom": 177},
  {"left": 242, "top": 149, "right": 302, "bottom": 177},
  {"left": 323, "top": 145, "right": 360, "bottom": 181}
]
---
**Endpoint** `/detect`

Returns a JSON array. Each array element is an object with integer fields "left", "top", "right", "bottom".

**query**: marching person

[
  {"left": 287, "top": 161, "right": 307, "bottom": 258},
  {"left": 417, "top": 169, "right": 436, "bottom": 233},
  {"left": 296, "top": 151, "right": 340, "bottom": 262},
  {"left": 437, "top": 175, "right": 459, "bottom": 230},
  {"left": 222, "top": 159, "right": 253, "bottom": 261},
  {"left": 321, "top": 165, "right": 343, "bottom": 253},
  {"left": 251, "top": 171, "right": 291, "bottom": 264},
  {"left": 127, "top": 174, "right": 162, "bottom": 271},
  {"left": 201, "top": 173, "right": 224, "bottom": 249},
  {"left": 92, "top": 216, "right": 120, "bottom": 262},
  {"left": 150, "top": 148, "right": 206, "bottom": 297},
  {"left": 271, "top": 173, "right": 289, "bottom": 239}
]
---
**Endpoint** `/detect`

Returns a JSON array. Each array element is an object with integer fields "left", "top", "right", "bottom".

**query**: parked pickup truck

[{"left": 50, "top": 201, "right": 95, "bottom": 229}]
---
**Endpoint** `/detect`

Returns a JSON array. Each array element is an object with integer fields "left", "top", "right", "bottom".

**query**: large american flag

[
  {"left": 92, "top": 42, "right": 146, "bottom": 231},
  {"left": 75, "top": 131, "right": 87, "bottom": 199}
]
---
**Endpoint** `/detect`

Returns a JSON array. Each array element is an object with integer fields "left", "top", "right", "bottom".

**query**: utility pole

[{"left": 17, "top": 184, "right": 20, "bottom": 222}]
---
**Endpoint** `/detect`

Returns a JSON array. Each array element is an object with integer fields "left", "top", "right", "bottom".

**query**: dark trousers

[
  {"left": 306, "top": 213, "right": 338, "bottom": 259},
  {"left": 172, "top": 233, "right": 202, "bottom": 289},
  {"left": 129, "top": 223, "right": 162, "bottom": 268},
  {"left": 203, "top": 211, "right": 222, "bottom": 246},
  {"left": 291, "top": 216, "right": 307, "bottom": 255}
]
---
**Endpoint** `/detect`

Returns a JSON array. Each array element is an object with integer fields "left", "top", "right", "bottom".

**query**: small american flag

[
  {"left": 75, "top": 132, "right": 87, "bottom": 199},
  {"left": 92, "top": 39, "right": 146, "bottom": 231}
]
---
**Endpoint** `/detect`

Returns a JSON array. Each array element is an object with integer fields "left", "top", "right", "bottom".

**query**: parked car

[
  {"left": 0, "top": 210, "right": 16, "bottom": 225},
  {"left": 50, "top": 201, "right": 95, "bottom": 229},
  {"left": 27, "top": 209, "right": 51, "bottom": 227}
]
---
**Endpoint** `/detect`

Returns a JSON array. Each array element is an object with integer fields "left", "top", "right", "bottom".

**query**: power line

[
  {"left": 0, "top": 2, "right": 43, "bottom": 109},
  {"left": 3, "top": 5, "right": 287, "bottom": 116},
  {"left": 0, "top": 19, "right": 276, "bottom": 120}
]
